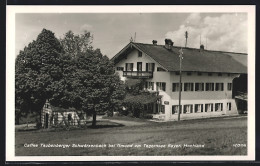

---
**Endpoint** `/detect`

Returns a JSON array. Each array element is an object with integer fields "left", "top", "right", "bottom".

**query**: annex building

[{"left": 112, "top": 39, "right": 247, "bottom": 121}]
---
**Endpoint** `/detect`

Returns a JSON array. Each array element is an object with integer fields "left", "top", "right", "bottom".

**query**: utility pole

[
  {"left": 185, "top": 31, "right": 188, "bottom": 48},
  {"left": 178, "top": 48, "right": 183, "bottom": 121}
]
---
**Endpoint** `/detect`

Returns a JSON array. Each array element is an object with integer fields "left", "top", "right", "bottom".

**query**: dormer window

[{"left": 138, "top": 51, "right": 142, "bottom": 57}]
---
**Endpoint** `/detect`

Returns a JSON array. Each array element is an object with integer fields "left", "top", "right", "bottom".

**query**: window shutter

[
  {"left": 152, "top": 63, "right": 155, "bottom": 71},
  {"left": 125, "top": 63, "right": 127, "bottom": 71},
  {"left": 191, "top": 83, "right": 194, "bottom": 91},
  {"left": 146, "top": 63, "right": 148, "bottom": 71}
]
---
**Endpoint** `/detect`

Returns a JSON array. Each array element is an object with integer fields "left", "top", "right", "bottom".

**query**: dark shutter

[
  {"left": 146, "top": 63, "right": 148, "bottom": 71},
  {"left": 152, "top": 63, "right": 155, "bottom": 71}
]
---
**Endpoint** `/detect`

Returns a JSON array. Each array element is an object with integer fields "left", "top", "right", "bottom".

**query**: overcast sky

[{"left": 16, "top": 13, "right": 247, "bottom": 59}]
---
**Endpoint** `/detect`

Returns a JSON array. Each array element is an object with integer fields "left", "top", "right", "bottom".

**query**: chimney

[
  {"left": 152, "top": 40, "right": 157, "bottom": 45},
  {"left": 200, "top": 44, "right": 204, "bottom": 51},
  {"left": 165, "top": 39, "right": 174, "bottom": 49}
]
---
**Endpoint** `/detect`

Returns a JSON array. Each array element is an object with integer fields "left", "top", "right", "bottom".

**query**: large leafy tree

[
  {"left": 15, "top": 29, "right": 64, "bottom": 124},
  {"left": 50, "top": 30, "right": 125, "bottom": 126}
]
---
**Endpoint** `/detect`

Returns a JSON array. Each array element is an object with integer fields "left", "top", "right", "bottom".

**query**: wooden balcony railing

[{"left": 123, "top": 71, "right": 153, "bottom": 78}]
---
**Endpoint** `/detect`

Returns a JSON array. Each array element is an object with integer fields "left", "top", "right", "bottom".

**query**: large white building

[{"left": 112, "top": 39, "right": 247, "bottom": 121}]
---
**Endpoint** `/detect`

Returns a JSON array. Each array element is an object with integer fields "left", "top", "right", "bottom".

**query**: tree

[
  {"left": 60, "top": 30, "right": 93, "bottom": 58},
  {"left": 15, "top": 29, "right": 64, "bottom": 125},
  {"left": 50, "top": 30, "right": 125, "bottom": 127}
]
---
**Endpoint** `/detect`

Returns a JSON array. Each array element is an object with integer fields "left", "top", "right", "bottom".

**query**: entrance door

[{"left": 45, "top": 113, "right": 49, "bottom": 128}]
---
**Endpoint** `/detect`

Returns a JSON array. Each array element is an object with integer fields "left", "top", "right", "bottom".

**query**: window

[
  {"left": 138, "top": 51, "right": 142, "bottom": 57},
  {"left": 195, "top": 83, "right": 204, "bottom": 91},
  {"left": 198, "top": 72, "right": 202, "bottom": 76},
  {"left": 206, "top": 83, "right": 214, "bottom": 91},
  {"left": 172, "top": 105, "right": 182, "bottom": 114},
  {"left": 205, "top": 103, "right": 213, "bottom": 112},
  {"left": 227, "top": 83, "right": 232, "bottom": 91},
  {"left": 116, "top": 67, "right": 124, "bottom": 71},
  {"left": 125, "top": 63, "right": 133, "bottom": 71},
  {"left": 161, "top": 105, "right": 165, "bottom": 114},
  {"left": 146, "top": 63, "right": 155, "bottom": 72},
  {"left": 175, "top": 71, "right": 180, "bottom": 75},
  {"left": 172, "top": 83, "right": 182, "bottom": 92},
  {"left": 215, "top": 83, "right": 224, "bottom": 91},
  {"left": 218, "top": 73, "right": 222, "bottom": 76},
  {"left": 195, "top": 104, "right": 203, "bottom": 113},
  {"left": 187, "top": 72, "right": 192, "bottom": 76},
  {"left": 184, "top": 83, "right": 194, "bottom": 91},
  {"left": 208, "top": 73, "right": 212, "bottom": 76},
  {"left": 215, "top": 103, "right": 223, "bottom": 111},
  {"left": 146, "top": 82, "right": 154, "bottom": 90},
  {"left": 156, "top": 82, "right": 166, "bottom": 91},
  {"left": 227, "top": 102, "right": 231, "bottom": 111},
  {"left": 157, "top": 67, "right": 166, "bottom": 71},
  {"left": 183, "top": 105, "right": 193, "bottom": 114}
]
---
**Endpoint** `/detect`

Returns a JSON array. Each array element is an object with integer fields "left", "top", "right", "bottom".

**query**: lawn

[{"left": 15, "top": 116, "right": 247, "bottom": 156}]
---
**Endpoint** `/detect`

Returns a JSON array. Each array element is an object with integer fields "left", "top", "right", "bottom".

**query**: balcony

[{"left": 123, "top": 71, "right": 153, "bottom": 79}]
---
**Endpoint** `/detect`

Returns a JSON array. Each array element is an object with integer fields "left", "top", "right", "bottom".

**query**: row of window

[
  {"left": 118, "top": 63, "right": 165, "bottom": 72},
  {"left": 172, "top": 102, "right": 232, "bottom": 114},
  {"left": 172, "top": 82, "right": 232, "bottom": 92},
  {"left": 145, "top": 82, "right": 232, "bottom": 92}
]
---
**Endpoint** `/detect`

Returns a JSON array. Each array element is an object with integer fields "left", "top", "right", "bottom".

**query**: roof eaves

[{"left": 111, "top": 42, "right": 132, "bottom": 62}]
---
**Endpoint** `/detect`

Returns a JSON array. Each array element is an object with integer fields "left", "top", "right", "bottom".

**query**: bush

[{"left": 142, "top": 114, "right": 153, "bottom": 119}]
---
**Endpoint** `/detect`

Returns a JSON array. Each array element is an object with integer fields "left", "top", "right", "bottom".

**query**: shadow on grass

[{"left": 87, "top": 123, "right": 125, "bottom": 129}]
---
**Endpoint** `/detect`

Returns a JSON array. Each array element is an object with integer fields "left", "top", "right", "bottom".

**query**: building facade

[{"left": 112, "top": 39, "right": 247, "bottom": 121}]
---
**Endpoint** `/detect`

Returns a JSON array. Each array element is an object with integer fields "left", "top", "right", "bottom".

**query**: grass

[{"left": 15, "top": 116, "right": 247, "bottom": 156}]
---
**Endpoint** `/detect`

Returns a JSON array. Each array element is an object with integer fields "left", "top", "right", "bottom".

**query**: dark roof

[{"left": 112, "top": 42, "right": 247, "bottom": 74}]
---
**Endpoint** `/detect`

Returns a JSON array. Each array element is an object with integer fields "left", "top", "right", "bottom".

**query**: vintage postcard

[{"left": 6, "top": 5, "right": 255, "bottom": 161}]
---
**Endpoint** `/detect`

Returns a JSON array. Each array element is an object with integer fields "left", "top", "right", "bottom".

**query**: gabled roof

[{"left": 112, "top": 42, "right": 247, "bottom": 74}]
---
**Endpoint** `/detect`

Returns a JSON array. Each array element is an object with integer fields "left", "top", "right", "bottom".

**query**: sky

[{"left": 15, "top": 13, "right": 247, "bottom": 59}]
